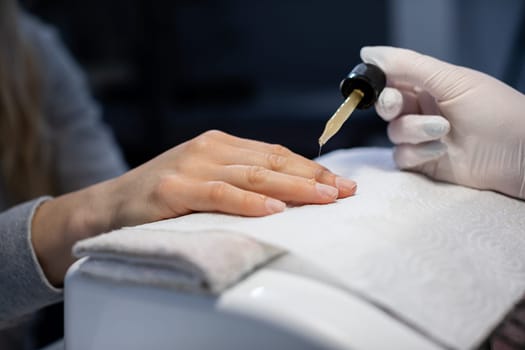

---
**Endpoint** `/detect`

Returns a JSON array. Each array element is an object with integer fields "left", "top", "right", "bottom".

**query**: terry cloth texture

[
  {"left": 124, "top": 148, "right": 525, "bottom": 350},
  {"left": 73, "top": 228, "right": 284, "bottom": 294}
]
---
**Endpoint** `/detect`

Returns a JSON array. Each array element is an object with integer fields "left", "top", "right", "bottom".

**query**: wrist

[
  {"left": 31, "top": 179, "right": 119, "bottom": 286},
  {"left": 68, "top": 179, "right": 121, "bottom": 240}
]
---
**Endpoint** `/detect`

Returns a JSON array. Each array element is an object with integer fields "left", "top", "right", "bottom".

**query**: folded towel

[{"left": 73, "top": 228, "right": 284, "bottom": 294}]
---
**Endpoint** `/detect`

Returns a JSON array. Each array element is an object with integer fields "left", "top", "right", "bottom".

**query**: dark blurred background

[
  {"left": 23, "top": 0, "right": 391, "bottom": 169},
  {"left": 16, "top": 0, "right": 525, "bottom": 348},
  {"left": 21, "top": 0, "right": 525, "bottom": 169}
]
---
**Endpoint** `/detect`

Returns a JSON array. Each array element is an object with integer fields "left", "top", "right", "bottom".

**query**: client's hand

[
  {"left": 32, "top": 130, "right": 356, "bottom": 285},
  {"left": 110, "top": 130, "right": 356, "bottom": 226}
]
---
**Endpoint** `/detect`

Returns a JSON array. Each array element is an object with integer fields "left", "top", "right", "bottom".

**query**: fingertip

[
  {"left": 315, "top": 183, "right": 339, "bottom": 201},
  {"left": 360, "top": 46, "right": 387, "bottom": 66},
  {"left": 360, "top": 46, "right": 371, "bottom": 62},
  {"left": 422, "top": 117, "right": 450, "bottom": 138},
  {"left": 347, "top": 183, "right": 358, "bottom": 197},
  {"left": 265, "top": 197, "right": 286, "bottom": 214},
  {"left": 376, "top": 87, "right": 403, "bottom": 121},
  {"left": 335, "top": 177, "right": 357, "bottom": 197}
]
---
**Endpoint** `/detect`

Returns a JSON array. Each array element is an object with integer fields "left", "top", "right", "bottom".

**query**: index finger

[
  {"left": 218, "top": 143, "right": 357, "bottom": 198},
  {"left": 360, "top": 46, "right": 461, "bottom": 101}
]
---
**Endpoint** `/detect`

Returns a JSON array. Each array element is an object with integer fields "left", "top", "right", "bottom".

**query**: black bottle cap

[{"left": 339, "top": 63, "right": 386, "bottom": 109}]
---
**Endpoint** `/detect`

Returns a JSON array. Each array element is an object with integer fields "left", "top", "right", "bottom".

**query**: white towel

[
  {"left": 73, "top": 229, "right": 284, "bottom": 294},
  {"left": 126, "top": 148, "right": 525, "bottom": 350},
  {"left": 73, "top": 147, "right": 525, "bottom": 350}
]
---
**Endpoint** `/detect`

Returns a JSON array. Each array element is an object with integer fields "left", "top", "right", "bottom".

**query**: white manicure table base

[{"left": 65, "top": 256, "right": 442, "bottom": 350}]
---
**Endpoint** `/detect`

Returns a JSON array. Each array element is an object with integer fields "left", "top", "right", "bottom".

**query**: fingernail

[
  {"left": 423, "top": 121, "right": 449, "bottom": 137},
  {"left": 335, "top": 177, "right": 357, "bottom": 195},
  {"left": 315, "top": 183, "right": 338, "bottom": 199},
  {"left": 265, "top": 198, "right": 286, "bottom": 213}
]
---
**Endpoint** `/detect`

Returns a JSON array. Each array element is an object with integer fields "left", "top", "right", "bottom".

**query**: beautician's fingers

[
  {"left": 219, "top": 165, "right": 347, "bottom": 203},
  {"left": 375, "top": 87, "right": 420, "bottom": 121},
  {"left": 159, "top": 176, "right": 287, "bottom": 217},
  {"left": 375, "top": 88, "right": 402, "bottom": 120},
  {"left": 387, "top": 114, "right": 450, "bottom": 145},
  {"left": 393, "top": 142, "right": 447, "bottom": 169},
  {"left": 361, "top": 46, "right": 463, "bottom": 101}
]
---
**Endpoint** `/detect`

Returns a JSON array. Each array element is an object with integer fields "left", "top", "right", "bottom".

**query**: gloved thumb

[{"left": 360, "top": 46, "right": 470, "bottom": 101}]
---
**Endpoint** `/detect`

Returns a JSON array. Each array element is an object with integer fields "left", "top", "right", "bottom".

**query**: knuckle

[
  {"left": 202, "top": 129, "right": 224, "bottom": 139},
  {"left": 189, "top": 130, "right": 227, "bottom": 152},
  {"left": 266, "top": 153, "right": 287, "bottom": 171},
  {"left": 172, "top": 160, "right": 189, "bottom": 174},
  {"left": 189, "top": 133, "right": 213, "bottom": 152},
  {"left": 208, "top": 181, "right": 229, "bottom": 203},
  {"left": 151, "top": 174, "right": 177, "bottom": 202},
  {"left": 269, "top": 144, "right": 291, "bottom": 156},
  {"left": 314, "top": 167, "right": 335, "bottom": 183},
  {"left": 246, "top": 166, "right": 269, "bottom": 186}
]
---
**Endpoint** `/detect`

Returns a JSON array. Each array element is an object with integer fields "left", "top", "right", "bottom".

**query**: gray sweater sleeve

[
  {"left": 0, "top": 197, "right": 61, "bottom": 328},
  {"left": 0, "top": 16, "right": 128, "bottom": 326}
]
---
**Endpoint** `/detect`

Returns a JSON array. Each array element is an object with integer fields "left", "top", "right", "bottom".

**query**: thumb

[{"left": 360, "top": 46, "right": 469, "bottom": 101}]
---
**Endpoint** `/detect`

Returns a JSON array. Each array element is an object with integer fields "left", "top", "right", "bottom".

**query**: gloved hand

[{"left": 361, "top": 46, "right": 525, "bottom": 199}]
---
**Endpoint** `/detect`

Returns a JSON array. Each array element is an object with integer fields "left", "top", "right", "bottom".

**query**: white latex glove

[{"left": 361, "top": 46, "right": 525, "bottom": 199}]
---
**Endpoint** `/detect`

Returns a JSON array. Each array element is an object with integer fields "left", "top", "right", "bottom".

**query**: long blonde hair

[{"left": 0, "top": 0, "right": 54, "bottom": 204}]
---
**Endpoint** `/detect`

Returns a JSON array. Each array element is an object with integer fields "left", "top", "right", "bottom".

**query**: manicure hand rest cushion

[{"left": 74, "top": 147, "right": 525, "bottom": 350}]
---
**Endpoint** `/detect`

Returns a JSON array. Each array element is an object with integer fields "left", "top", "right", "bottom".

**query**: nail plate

[
  {"left": 265, "top": 198, "right": 286, "bottom": 213},
  {"left": 316, "top": 183, "right": 339, "bottom": 199},
  {"left": 335, "top": 177, "right": 357, "bottom": 194}
]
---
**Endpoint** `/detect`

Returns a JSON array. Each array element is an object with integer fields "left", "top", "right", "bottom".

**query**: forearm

[{"left": 31, "top": 179, "right": 118, "bottom": 286}]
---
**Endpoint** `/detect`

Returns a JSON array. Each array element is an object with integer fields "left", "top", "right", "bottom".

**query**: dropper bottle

[{"left": 318, "top": 63, "right": 386, "bottom": 149}]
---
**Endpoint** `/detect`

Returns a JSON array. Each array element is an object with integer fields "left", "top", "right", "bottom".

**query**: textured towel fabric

[
  {"left": 73, "top": 229, "right": 284, "bottom": 294},
  {"left": 133, "top": 148, "right": 525, "bottom": 350}
]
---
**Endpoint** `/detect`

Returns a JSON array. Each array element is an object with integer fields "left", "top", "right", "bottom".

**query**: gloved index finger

[{"left": 360, "top": 46, "right": 464, "bottom": 101}]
